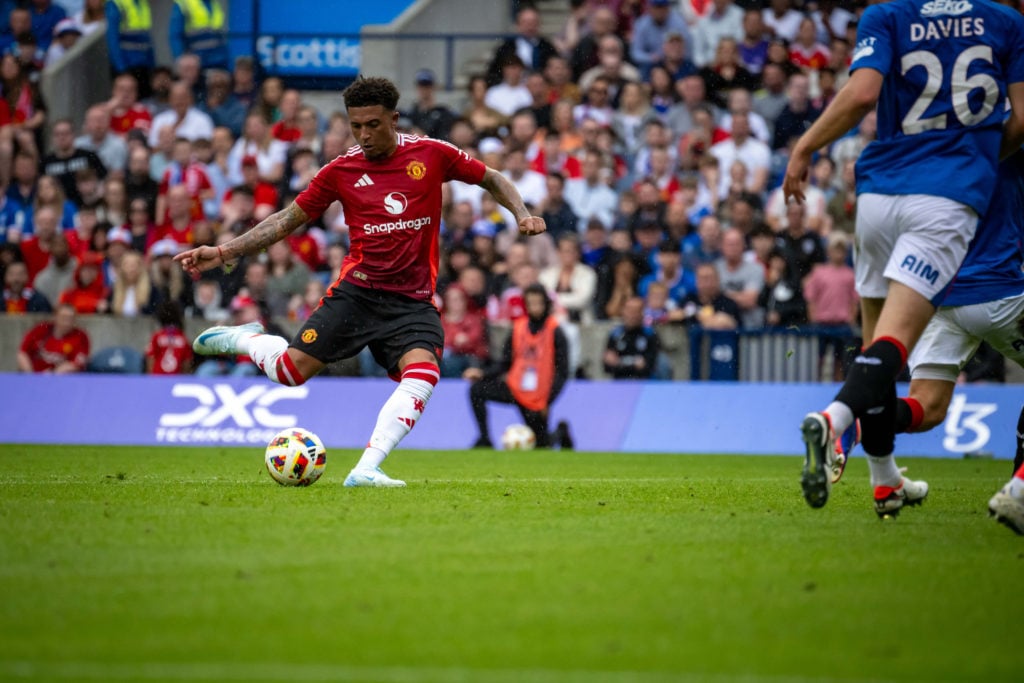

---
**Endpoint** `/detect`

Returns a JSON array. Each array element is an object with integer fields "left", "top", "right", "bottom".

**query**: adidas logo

[{"left": 354, "top": 173, "right": 374, "bottom": 188}]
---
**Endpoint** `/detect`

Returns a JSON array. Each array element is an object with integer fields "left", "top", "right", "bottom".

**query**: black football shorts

[{"left": 290, "top": 280, "right": 443, "bottom": 375}]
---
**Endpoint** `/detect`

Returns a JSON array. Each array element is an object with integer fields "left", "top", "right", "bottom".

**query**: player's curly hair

[{"left": 343, "top": 77, "right": 400, "bottom": 111}]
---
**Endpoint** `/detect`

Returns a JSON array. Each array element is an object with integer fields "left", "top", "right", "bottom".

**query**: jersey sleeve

[
  {"left": 1008, "top": 13, "right": 1024, "bottom": 85},
  {"left": 295, "top": 162, "right": 342, "bottom": 221},
  {"left": 435, "top": 140, "right": 487, "bottom": 185},
  {"left": 849, "top": 4, "right": 893, "bottom": 77}
]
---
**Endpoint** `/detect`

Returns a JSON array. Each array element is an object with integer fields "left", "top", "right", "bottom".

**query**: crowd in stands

[{"left": 2, "top": 0, "right": 968, "bottom": 381}]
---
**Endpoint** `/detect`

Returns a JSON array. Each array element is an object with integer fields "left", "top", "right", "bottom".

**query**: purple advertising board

[{"left": 0, "top": 374, "right": 1018, "bottom": 459}]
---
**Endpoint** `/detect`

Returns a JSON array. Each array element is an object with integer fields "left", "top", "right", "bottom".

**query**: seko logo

[
  {"left": 157, "top": 383, "right": 308, "bottom": 444},
  {"left": 384, "top": 192, "right": 408, "bottom": 215}
]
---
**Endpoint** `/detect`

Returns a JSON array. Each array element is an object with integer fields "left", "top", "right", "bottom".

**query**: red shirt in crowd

[
  {"left": 110, "top": 104, "right": 153, "bottom": 136},
  {"left": 295, "top": 134, "right": 486, "bottom": 301},
  {"left": 146, "top": 325, "right": 193, "bottom": 374},
  {"left": 19, "top": 237, "right": 52, "bottom": 283},
  {"left": 287, "top": 232, "right": 324, "bottom": 271},
  {"left": 159, "top": 162, "right": 213, "bottom": 220},
  {"left": 224, "top": 182, "right": 279, "bottom": 212},
  {"left": 20, "top": 321, "right": 90, "bottom": 372},
  {"left": 271, "top": 121, "right": 302, "bottom": 143},
  {"left": 147, "top": 221, "right": 195, "bottom": 250}
]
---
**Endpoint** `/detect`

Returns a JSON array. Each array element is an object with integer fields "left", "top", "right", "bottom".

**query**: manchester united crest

[
  {"left": 301, "top": 329, "right": 318, "bottom": 343},
  {"left": 406, "top": 160, "right": 426, "bottom": 180}
]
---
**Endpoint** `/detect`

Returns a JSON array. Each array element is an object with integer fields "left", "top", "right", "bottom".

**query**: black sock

[
  {"left": 1014, "top": 403, "right": 1024, "bottom": 474},
  {"left": 834, "top": 337, "right": 907, "bottom": 418},
  {"left": 894, "top": 397, "right": 924, "bottom": 433},
  {"left": 861, "top": 383, "right": 897, "bottom": 457}
]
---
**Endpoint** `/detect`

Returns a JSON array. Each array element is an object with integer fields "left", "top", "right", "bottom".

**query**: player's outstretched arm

[
  {"left": 1001, "top": 82, "right": 1024, "bottom": 160},
  {"left": 174, "top": 202, "right": 311, "bottom": 277},
  {"left": 783, "top": 68, "right": 882, "bottom": 204},
  {"left": 478, "top": 167, "right": 547, "bottom": 236}
]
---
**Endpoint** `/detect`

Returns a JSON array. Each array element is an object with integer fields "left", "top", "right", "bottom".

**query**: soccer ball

[
  {"left": 264, "top": 427, "right": 327, "bottom": 486},
  {"left": 501, "top": 423, "right": 536, "bottom": 451}
]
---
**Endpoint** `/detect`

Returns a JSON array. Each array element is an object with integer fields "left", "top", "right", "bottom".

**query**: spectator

[
  {"left": 406, "top": 69, "right": 455, "bottom": 140},
  {"left": 44, "top": 17, "right": 82, "bottom": 67},
  {"left": 538, "top": 172, "right": 578, "bottom": 241},
  {"left": 148, "top": 237, "right": 192, "bottom": 309},
  {"left": 532, "top": 129, "right": 582, "bottom": 179},
  {"left": 462, "top": 74, "right": 507, "bottom": 138},
  {"left": 0, "top": 52, "right": 46, "bottom": 162},
  {"left": 155, "top": 137, "right": 212, "bottom": 222},
  {"left": 59, "top": 251, "right": 108, "bottom": 313},
  {"left": 104, "top": 0, "right": 155, "bottom": 83},
  {"left": 168, "top": 0, "right": 228, "bottom": 70},
  {"left": 683, "top": 214, "right": 723, "bottom": 272},
  {"left": 676, "top": 104, "right": 725, "bottom": 173},
  {"left": 264, "top": 239, "right": 309, "bottom": 319},
  {"left": 439, "top": 284, "right": 489, "bottom": 378},
  {"left": 647, "top": 65, "right": 677, "bottom": 118},
  {"left": 3, "top": 259, "right": 52, "bottom": 312},
  {"left": 142, "top": 65, "right": 173, "bottom": 116},
  {"left": 710, "top": 112, "right": 770, "bottom": 199},
  {"left": 716, "top": 227, "right": 765, "bottom": 329},
  {"left": 33, "top": 174, "right": 78, "bottom": 232},
  {"left": 775, "top": 202, "right": 825, "bottom": 281},
  {"left": 225, "top": 155, "right": 278, "bottom": 220},
  {"left": 765, "top": 175, "right": 826, "bottom": 233},
  {"left": 187, "top": 276, "right": 227, "bottom": 322},
  {"left": 31, "top": 232, "right": 76, "bottom": 306},
  {"left": 193, "top": 293, "right": 265, "bottom": 377},
  {"left": 812, "top": 0, "right": 854, "bottom": 45},
  {"left": 29, "top": 0, "right": 66, "bottom": 50},
  {"left": 564, "top": 148, "right": 618, "bottom": 229},
  {"left": 738, "top": 9, "right": 770, "bottom": 75},
  {"left": 597, "top": 251, "right": 638, "bottom": 320},
  {"left": 466, "top": 284, "right": 570, "bottom": 449},
  {"left": 720, "top": 88, "right": 771, "bottom": 145},
  {"left": 107, "top": 249, "right": 152, "bottom": 315},
  {"left": 831, "top": 109, "right": 876, "bottom": 172},
  {"left": 771, "top": 73, "right": 820, "bottom": 151},
  {"left": 693, "top": 0, "right": 745, "bottom": 68},
  {"left": 106, "top": 73, "right": 152, "bottom": 138},
  {"left": 124, "top": 150, "right": 157, "bottom": 214},
  {"left": 543, "top": 55, "right": 580, "bottom": 105},
  {"left": 752, "top": 63, "right": 789, "bottom": 136},
  {"left": 173, "top": 51, "right": 203, "bottom": 102},
  {"left": 665, "top": 74, "right": 715, "bottom": 141},
  {"left": 698, "top": 37, "right": 757, "bottom": 110},
  {"left": 573, "top": 74, "right": 616, "bottom": 127},
  {"left": 75, "top": 104, "right": 128, "bottom": 173},
  {"left": 145, "top": 300, "right": 192, "bottom": 373},
  {"left": 539, "top": 233, "right": 597, "bottom": 325},
  {"left": 17, "top": 302, "right": 88, "bottom": 372},
  {"left": 680, "top": 262, "right": 740, "bottom": 329},
  {"left": 626, "top": 181, "right": 667, "bottom": 241},
  {"left": 3, "top": 151, "right": 41, "bottom": 242},
  {"left": 149, "top": 186, "right": 198, "bottom": 249},
  {"left": 484, "top": 54, "right": 532, "bottom": 118},
  {"left": 764, "top": 37, "right": 800, "bottom": 79},
  {"left": 803, "top": 232, "right": 858, "bottom": 380},
  {"left": 74, "top": 0, "right": 106, "bottom": 35},
  {"left": 226, "top": 111, "right": 287, "bottom": 185},
  {"left": 569, "top": 6, "right": 616, "bottom": 80},
  {"left": 789, "top": 16, "right": 830, "bottom": 72},
  {"left": 612, "top": 81, "right": 657, "bottom": 165},
  {"left": 72, "top": 166, "right": 104, "bottom": 211},
  {"left": 486, "top": 4, "right": 557, "bottom": 86},
  {"left": 102, "top": 224, "right": 133, "bottom": 283},
  {"left": 630, "top": 0, "right": 692, "bottom": 78},
  {"left": 0, "top": 6, "right": 31, "bottom": 55},
  {"left": 200, "top": 69, "right": 245, "bottom": 137},
  {"left": 604, "top": 295, "right": 662, "bottom": 379},
  {"left": 652, "top": 30, "right": 697, "bottom": 84},
  {"left": 639, "top": 237, "right": 694, "bottom": 302},
  {"left": 270, "top": 88, "right": 302, "bottom": 143},
  {"left": 148, "top": 82, "right": 214, "bottom": 148},
  {"left": 579, "top": 35, "right": 640, "bottom": 103},
  {"left": 294, "top": 105, "right": 322, "bottom": 156},
  {"left": 762, "top": 0, "right": 802, "bottom": 42},
  {"left": 759, "top": 249, "right": 806, "bottom": 328},
  {"left": 643, "top": 279, "right": 684, "bottom": 326}
]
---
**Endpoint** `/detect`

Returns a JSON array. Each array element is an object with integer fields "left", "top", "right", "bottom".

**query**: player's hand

[
  {"left": 783, "top": 151, "right": 811, "bottom": 204},
  {"left": 518, "top": 215, "right": 546, "bottom": 236},
  {"left": 174, "top": 245, "right": 225, "bottom": 278}
]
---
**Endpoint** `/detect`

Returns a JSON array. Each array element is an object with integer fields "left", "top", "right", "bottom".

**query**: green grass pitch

[{"left": 0, "top": 445, "right": 1019, "bottom": 683}]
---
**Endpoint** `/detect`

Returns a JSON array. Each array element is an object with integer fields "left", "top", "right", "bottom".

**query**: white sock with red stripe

[
  {"left": 1008, "top": 463, "right": 1024, "bottom": 497},
  {"left": 246, "top": 334, "right": 306, "bottom": 386},
  {"left": 354, "top": 362, "right": 439, "bottom": 472}
]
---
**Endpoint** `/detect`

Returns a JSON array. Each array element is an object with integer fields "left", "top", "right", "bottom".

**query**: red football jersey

[
  {"left": 110, "top": 104, "right": 152, "bottom": 136},
  {"left": 295, "top": 134, "right": 486, "bottom": 300},
  {"left": 20, "top": 322, "right": 90, "bottom": 372},
  {"left": 146, "top": 325, "right": 193, "bottom": 374}
]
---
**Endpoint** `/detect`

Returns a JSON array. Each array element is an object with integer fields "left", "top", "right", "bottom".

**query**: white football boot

[
  {"left": 988, "top": 484, "right": 1024, "bottom": 536},
  {"left": 192, "top": 321, "right": 265, "bottom": 356},
  {"left": 343, "top": 467, "right": 407, "bottom": 488},
  {"left": 873, "top": 472, "right": 929, "bottom": 518}
]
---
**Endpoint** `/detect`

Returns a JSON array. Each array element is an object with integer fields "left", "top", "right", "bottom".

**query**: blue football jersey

[
  {"left": 941, "top": 150, "right": 1024, "bottom": 307},
  {"left": 851, "top": 0, "right": 1024, "bottom": 214}
]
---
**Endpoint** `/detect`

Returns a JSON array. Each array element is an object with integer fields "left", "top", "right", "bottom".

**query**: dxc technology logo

[{"left": 157, "top": 383, "right": 308, "bottom": 444}]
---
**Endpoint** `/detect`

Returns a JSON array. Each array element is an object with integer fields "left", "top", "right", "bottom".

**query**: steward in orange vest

[{"left": 467, "top": 284, "right": 570, "bottom": 448}]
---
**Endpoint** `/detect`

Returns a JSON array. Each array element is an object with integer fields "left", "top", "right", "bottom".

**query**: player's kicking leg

[{"left": 990, "top": 462, "right": 1024, "bottom": 535}]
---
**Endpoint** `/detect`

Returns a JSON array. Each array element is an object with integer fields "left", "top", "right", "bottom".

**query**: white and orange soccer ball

[
  {"left": 501, "top": 423, "right": 536, "bottom": 451},
  {"left": 264, "top": 427, "right": 327, "bottom": 486}
]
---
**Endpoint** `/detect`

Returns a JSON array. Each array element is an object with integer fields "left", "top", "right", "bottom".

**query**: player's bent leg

[
  {"left": 248, "top": 337, "right": 323, "bottom": 386},
  {"left": 345, "top": 349, "right": 440, "bottom": 488},
  {"left": 900, "top": 378, "right": 954, "bottom": 433},
  {"left": 193, "top": 321, "right": 266, "bottom": 356}
]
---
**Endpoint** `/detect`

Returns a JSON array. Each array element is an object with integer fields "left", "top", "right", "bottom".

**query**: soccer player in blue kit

[
  {"left": 893, "top": 149, "right": 1024, "bottom": 533},
  {"left": 782, "top": 0, "right": 1024, "bottom": 515}
]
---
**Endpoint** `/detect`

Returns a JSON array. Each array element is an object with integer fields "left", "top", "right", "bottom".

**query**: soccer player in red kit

[{"left": 176, "top": 77, "right": 547, "bottom": 487}]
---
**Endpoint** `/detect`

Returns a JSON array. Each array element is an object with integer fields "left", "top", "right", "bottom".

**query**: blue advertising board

[
  {"left": 0, "top": 374, "right": 1019, "bottom": 459},
  {"left": 228, "top": 0, "right": 414, "bottom": 82}
]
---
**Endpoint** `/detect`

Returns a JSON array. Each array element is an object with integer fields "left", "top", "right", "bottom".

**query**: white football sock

[
  {"left": 867, "top": 455, "right": 902, "bottom": 488},
  {"left": 1007, "top": 465, "right": 1024, "bottom": 497},
  {"left": 354, "top": 362, "right": 439, "bottom": 471},
  {"left": 246, "top": 334, "right": 305, "bottom": 386},
  {"left": 823, "top": 401, "right": 854, "bottom": 436}
]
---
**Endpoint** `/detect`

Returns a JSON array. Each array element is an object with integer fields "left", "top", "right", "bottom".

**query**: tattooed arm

[
  {"left": 174, "top": 202, "right": 311, "bottom": 277},
  {"left": 477, "top": 167, "right": 547, "bottom": 236}
]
